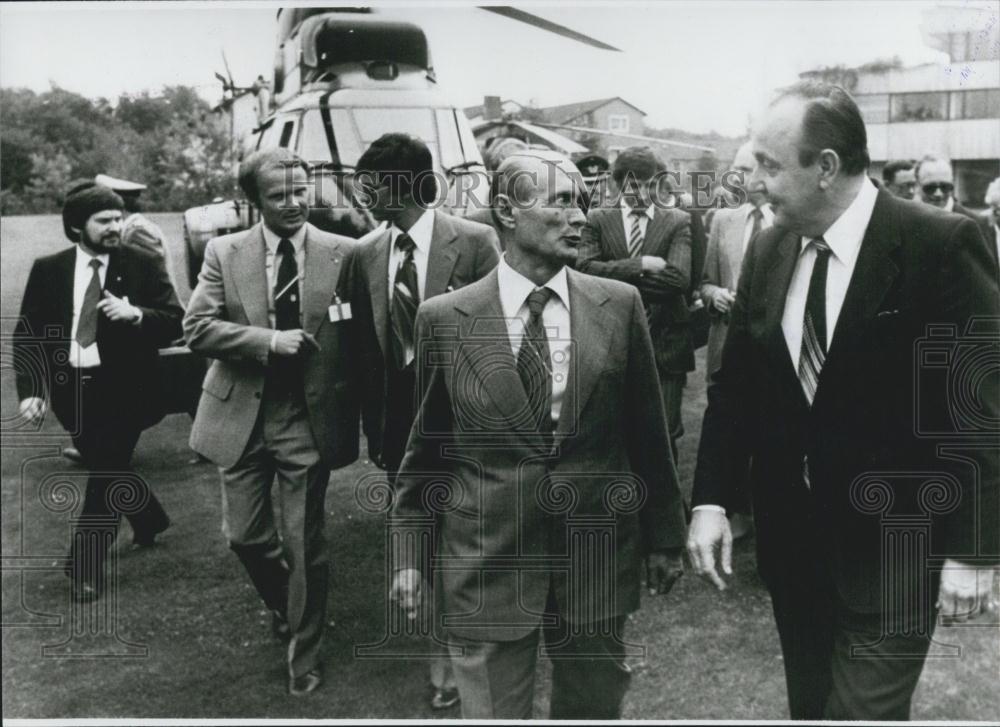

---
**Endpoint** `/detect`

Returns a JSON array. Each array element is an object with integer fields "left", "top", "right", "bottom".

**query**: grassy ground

[{"left": 1, "top": 214, "right": 997, "bottom": 719}]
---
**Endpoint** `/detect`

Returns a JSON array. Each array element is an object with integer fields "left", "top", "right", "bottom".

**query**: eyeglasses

[{"left": 922, "top": 182, "right": 954, "bottom": 195}]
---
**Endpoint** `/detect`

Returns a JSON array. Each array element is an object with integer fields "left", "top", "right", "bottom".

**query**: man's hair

[
  {"left": 772, "top": 81, "right": 870, "bottom": 176},
  {"left": 985, "top": 177, "right": 1000, "bottom": 207},
  {"left": 915, "top": 154, "right": 952, "bottom": 181},
  {"left": 882, "top": 159, "right": 914, "bottom": 185},
  {"left": 355, "top": 133, "right": 438, "bottom": 207},
  {"left": 611, "top": 146, "right": 660, "bottom": 186},
  {"left": 238, "top": 148, "right": 310, "bottom": 205},
  {"left": 490, "top": 151, "right": 583, "bottom": 228}
]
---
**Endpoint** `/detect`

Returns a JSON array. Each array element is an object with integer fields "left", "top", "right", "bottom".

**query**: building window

[
  {"left": 889, "top": 92, "right": 948, "bottom": 122},
  {"left": 855, "top": 94, "right": 889, "bottom": 124},
  {"left": 608, "top": 115, "right": 630, "bottom": 133},
  {"left": 950, "top": 89, "right": 1000, "bottom": 120}
]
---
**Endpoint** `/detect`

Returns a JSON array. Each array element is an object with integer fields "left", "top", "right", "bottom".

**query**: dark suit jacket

[
  {"left": 391, "top": 267, "right": 687, "bottom": 641},
  {"left": 578, "top": 206, "right": 695, "bottom": 373},
  {"left": 693, "top": 189, "right": 1000, "bottom": 613},
  {"left": 350, "top": 211, "right": 500, "bottom": 464},
  {"left": 14, "top": 244, "right": 183, "bottom": 431},
  {"left": 978, "top": 217, "right": 1000, "bottom": 281},
  {"left": 184, "top": 223, "right": 362, "bottom": 470}
]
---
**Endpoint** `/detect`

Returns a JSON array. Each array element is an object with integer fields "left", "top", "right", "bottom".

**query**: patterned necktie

[
  {"left": 516, "top": 287, "right": 554, "bottom": 431},
  {"left": 76, "top": 258, "right": 103, "bottom": 347},
  {"left": 274, "top": 238, "right": 299, "bottom": 330},
  {"left": 748, "top": 207, "right": 763, "bottom": 248},
  {"left": 628, "top": 211, "right": 645, "bottom": 258},
  {"left": 798, "top": 237, "right": 832, "bottom": 406},
  {"left": 390, "top": 233, "right": 420, "bottom": 370}
]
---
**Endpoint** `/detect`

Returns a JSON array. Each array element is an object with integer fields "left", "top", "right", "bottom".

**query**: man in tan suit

[
  {"left": 389, "top": 153, "right": 686, "bottom": 719},
  {"left": 701, "top": 141, "right": 773, "bottom": 380},
  {"left": 185, "top": 149, "right": 361, "bottom": 696}
]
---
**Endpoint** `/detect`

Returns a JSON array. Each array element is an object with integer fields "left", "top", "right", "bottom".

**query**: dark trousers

[
  {"left": 658, "top": 370, "right": 686, "bottom": 466},
  {"left": 68, "top": 368, "right": 169, "bottom": 585},
  {"left": 381, "top": 364, "right": 417, "bottom": 478},
  {"left": 768, "top": 566, "right": 936, "bottom": 720},
  {"left": 448, "top": 588, "right": 631, "bottom": 719}
]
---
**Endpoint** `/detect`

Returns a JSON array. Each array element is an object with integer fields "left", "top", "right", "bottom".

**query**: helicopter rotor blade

[
  {"left": 479, "top": 7, "right": 621, "bottom": 52},
  {"left": 221, "top": 50, "right": 236, "bottom": 89}
]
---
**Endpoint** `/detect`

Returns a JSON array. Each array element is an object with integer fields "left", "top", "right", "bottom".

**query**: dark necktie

[
  {"left": 627, "top": 211, "right": 645, "bottom": 258},
  {"left": 798, "top": 237, "right": 832, "bottom": 406},
  {"left": 390, "top": 233, "right": 420, "bottom": 370},
  {"left": 516, "top": 287, "right": 554, "bottom": 431},
  {"left": 76, "top": 258, "right": 103, "bottom": 347},
  {"left": 274, "top": 238, "right": 299, "bottom": 330},
  {"left": 748, "top": 207, "right": 763, "bottom": 246}
]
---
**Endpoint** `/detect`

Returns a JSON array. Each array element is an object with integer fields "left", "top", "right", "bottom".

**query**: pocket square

[{"left": 876, "top": 309, "right": 900, "bottom": 317}]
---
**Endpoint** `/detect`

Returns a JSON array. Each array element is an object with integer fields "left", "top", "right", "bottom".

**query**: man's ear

[
  {"left": 494, "top": 193, "right": 517, "bottom": 230},
  {"left": 816, "top": 149, "right": 841, "bottom": 190}
]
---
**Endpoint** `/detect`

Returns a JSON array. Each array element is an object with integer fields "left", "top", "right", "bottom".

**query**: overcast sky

[{"left": 0, "top": 1, "right": 988, "bottom": 136}]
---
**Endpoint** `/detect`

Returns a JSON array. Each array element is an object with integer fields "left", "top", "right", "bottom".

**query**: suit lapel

[
  {"left": 424, "top": 212, "right": 459, "bottom": 300},
  {"left": 555, "top": 270, "right": 614, "bottom": 439},
  {"left": 302, "top": 225, "right": 347, "bottom": 335},
  {"left": 232, "top": 224, "right": 270, "bottom": 328},
  {"left": 454, "top": 270, "right": 534, "bottom": 441},
  {"left": 824, "top": 191, "right": 901, "bottom": 366},
  {"left": 604, "top": 209, "right": 630, "bottom": 259},
  {"left": 642, "top": 209, "right": 666, "bottom": 256},
  {"left": 761, "top": 228, "right": 804, "bottom": 397},
  {"left": 725, "top": 208, "right": 747, "bottom": 283},
  {"left": 56, "top": 249, "right": 76, "bottom": 342},
  {"left": 364, "top": 228, "right": 391, "bottom": 357}
]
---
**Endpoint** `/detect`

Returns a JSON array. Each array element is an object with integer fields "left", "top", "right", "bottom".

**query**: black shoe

[
  {"left": 62, "top": 446, "right": 84, "bottom": 464},
  {"left": 131, "top": 517, "right": 171, "bottom": 549},
  {"left": 430, "top": 686, "right": 461, "bottom": 710},
  {"left": 72, "top": 580, "right": 101, "bottom": 603},
  {"left": 289, "top": 669, "right": 323, "bottom": 696},
  {"left": 272, "top": 611, "right": 291, "bottom": 641}
]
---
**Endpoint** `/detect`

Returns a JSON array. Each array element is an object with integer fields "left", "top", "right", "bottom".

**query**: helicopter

[{"left": 180, "top": 6, "right": 624, "bottom": 288}]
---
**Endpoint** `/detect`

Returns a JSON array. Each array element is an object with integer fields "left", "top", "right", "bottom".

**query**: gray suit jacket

[
  {"left": 701, "top": 204, "right": 768, "bottom": 377},
  {"left": 351, "top": 211, "right": 500, "bottom": 463},
  {"left": 184, "top": 222, "right": 361, "bottom": 470},
  {"left": 391, "top": 267, "right": 688, "bottom": 641}
]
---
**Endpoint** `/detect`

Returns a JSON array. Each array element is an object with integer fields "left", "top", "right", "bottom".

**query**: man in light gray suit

[
  {"left": 701, "top": 141, "right": 774, "bottom": 380},
  {"left": 185, "top": 149, "right": 361, "bottom": 696}
]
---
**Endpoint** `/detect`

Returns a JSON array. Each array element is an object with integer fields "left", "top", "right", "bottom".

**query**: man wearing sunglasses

[{"left": 916, "top": 156, "right": 979, "bottom": 221}]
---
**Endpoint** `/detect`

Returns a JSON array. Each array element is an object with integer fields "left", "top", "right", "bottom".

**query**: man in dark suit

[
  {"left": 916, "top": 155, "right": 979, "bottom": 221},
  {"left": 350, "top": 133, "right": 499, "bottom": 709},
  {"left": 389, "top": 153, "right": 686, "bottom": 719},
  {"left": 14, "top": 181, "right": 181, "bottom": 602},
  {"left": 687, "top": 82, "right": 999, "bottom": 720},
  {"left": 982, "top": 177, "right": 1000, "bottom": 281},
  {"left": 184, "top": 149, "right": 362, "bottom": 696},
  {"left": 578, "top": 146, "right": 693, "bottom": 463}
]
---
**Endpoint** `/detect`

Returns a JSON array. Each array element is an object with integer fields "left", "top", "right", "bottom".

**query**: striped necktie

[
  {"left": 390, "top": 233, "right": 420, "bottom": 370},
  {"left": 798, "top": 237, "right": 832, "bottom": 406},
  {"left": 627, "top": 211, "right": 645, "bottom": 258},
  {"left": 516, "top": 287, "right": 554, "bottom": 431}
]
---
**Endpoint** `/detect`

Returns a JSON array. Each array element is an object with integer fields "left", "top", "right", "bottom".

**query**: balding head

[{"left": 916, "top": 156, "right": 955, "bottom": 208}]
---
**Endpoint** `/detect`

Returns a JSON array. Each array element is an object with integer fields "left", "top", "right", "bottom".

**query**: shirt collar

[
  {"left": 801, "top": 177, "right": 878, "bottom": 268},
  {"left": 745, "top": 202, "right": 773, "bottom": 224},
  {"left": 497, "top": 255, "right": 570, "bottom": 316},
  {"left": 621, "top": 198, "right": 655, "bottom": 220},
  {"left": 944, "top": 196, "right": 955, "bottom": 212},
  {"left": 75, "top": 244, "right": 109, "bottom": 271},
  {"left": 391, "top": 208, "right": 435, "bottom": 253},
  {"left": 262, "top": 223, "right": 307, "bottom": 255}
]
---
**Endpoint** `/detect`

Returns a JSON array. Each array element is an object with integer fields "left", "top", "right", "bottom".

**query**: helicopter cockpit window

[
  {"left": 345, "top": 108, "right": 456, "bottom": 169},
  {"left": 298, "top": 109, "right": 335, "bottom": 166},
  {"left": 278, "top": 120, "right": 296, "bottom": 148}
]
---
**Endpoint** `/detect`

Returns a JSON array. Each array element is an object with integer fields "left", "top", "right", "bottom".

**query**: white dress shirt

[
  {"left": 497, "top": 256, "right": 571, "bottom": 422},
  {"left": 620, "top": 199, "right": 654, "bottom": 242},
  {"left": 742, "top": 203, "right": 774, "bottom": 252},
  {"left": 262, "top": 223, "right": 307, "bottom": 330},
  {"left": 69, "top": 246, "right": 110, "bottom": 368},
  {"left": 387, "top": 208, "right": 434, "bottom": 302},
  {"left": 781, "top": 178, "right": 877, "bottom": 370}
]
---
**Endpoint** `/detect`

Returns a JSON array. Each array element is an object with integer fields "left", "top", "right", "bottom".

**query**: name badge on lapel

[{"left": 328, "top": 295, "right": 353, "bottom": 323}]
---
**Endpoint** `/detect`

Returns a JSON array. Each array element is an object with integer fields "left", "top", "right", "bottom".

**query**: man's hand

[
  {"left": 389, "top": 568, "right": 425, "bottom": 622},
  {"left": 641, "top": 255, "right": 667, "bottom": 273},
  {"left": 710, "top": 288, "right": 736, "bottom": 314},
  {"left": 937, "top": 559, "right": 994, "bottom": 623},
  {"left": 647, "top": 549, "right": 684, "bottom": 596},
  {"left": 686, "top": 508, "right": 732, "bottom": 590},
  {"left": 18, "top": 397, "right": 47, "bottom": 427},
  {"left": 272, "top": 329, "right": 320, "bottom": 357},
  {"left": 97, "top": 291, "right": 141, "bottom": 322}
]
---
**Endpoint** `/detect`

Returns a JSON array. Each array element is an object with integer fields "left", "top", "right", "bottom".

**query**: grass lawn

[{"left": 1, "top": 213, "right": 997, "bottom": 719}]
